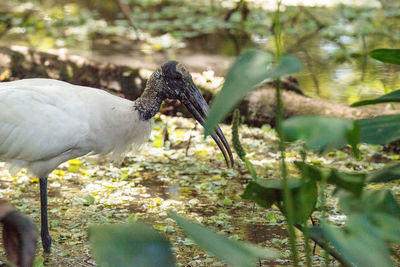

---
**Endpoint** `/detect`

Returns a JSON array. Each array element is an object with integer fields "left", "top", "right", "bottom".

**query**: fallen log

[
  {"left": 241, "top": 88, "right": 399, "bottom": 127},
  {"left": 0, "top": 45, "right": 148, "bottom": 100}
]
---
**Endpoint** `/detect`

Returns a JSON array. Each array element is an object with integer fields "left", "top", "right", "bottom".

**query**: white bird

[{"left": 0, "top": 61, "right": 234, "bottom": 253}]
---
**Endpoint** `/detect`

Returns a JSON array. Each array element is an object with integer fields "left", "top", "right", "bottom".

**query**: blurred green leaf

[
  {"left": 321, "top": 215, "right": 393, "bottom": 267},
  {"left": 204, "top": 50, "right": 272, "bottom": 136},
  {"left": 351, "top": 89, "right": 400, "bottom": 107},
  {"left": 241, "top": 178, "right": 317, "bottom": 224},
  {"left": 283, "top": 116, "right": 359, "bottom": 154},
  {"left": 369, "top": 213, "right": 400, "bottom": 244},
  {"left": 89, "top": 223, "right": 175, "bottom": 267},
  {"left": 307, "top": 225, "right": 344, "bottom": 263},
  {"left": 339, "top": 189, "right": 400, "bottom": 244},
  {"left": 345, "top": 121, "right": 360, "bottom": 159},
  {"left": 170, "top": 211, "right": 278, "bottom": 267},
  {"left": 204, "top": 50, "right": 302, "bottom": 136},
  {"left": 295, "top": 162, "right": 365, "bottom": 196},
  {"left": 33, "top": 255, "right": 45, "bottom": 267},
  {"left": 340, "top": 189, "right": 400, "bottom": 218},
  {"left": 241, "top": 179, "right": 300, "bottom": 208},
  {"left": 308, "top": 225, "right": 324, "bottom": 246},
  {"left": 367, "top": 162, "right": 400, "bottom": 183},
  {"left": 358, "top": 114, "right": 400, "bottom": 145},
  {"left": 370, "top": 49, "right": 400, "bottom": 65},
  {"left": 364, "top": 190, "right": 400, "bottom": 217}
]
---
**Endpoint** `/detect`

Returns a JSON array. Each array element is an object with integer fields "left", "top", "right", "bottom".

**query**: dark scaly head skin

[
  {"left": 139, "top": 61, "right": 234, "bottom": 167},
  {"left": 160, "top": 61, "right": 191, "bottom": 100}
]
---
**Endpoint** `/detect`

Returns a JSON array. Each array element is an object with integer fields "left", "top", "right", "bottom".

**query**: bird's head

[{"left": 149, "top": 60, "right": 234, "bottom": 167}]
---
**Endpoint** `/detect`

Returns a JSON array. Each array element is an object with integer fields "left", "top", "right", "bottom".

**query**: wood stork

[{"left": 0, "top": 61, "right": 234, "bottom": 253}]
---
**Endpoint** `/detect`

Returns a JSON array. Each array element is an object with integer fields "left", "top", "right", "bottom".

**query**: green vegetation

[
  {"left": 90, "top": 4, "right": 400, "bottom": 267},
  {"left": 205, "top": 38, "right": 400, "bottom": 266},
  {"left": 1, "top": 0, "right": 400, "bottom": 266}
]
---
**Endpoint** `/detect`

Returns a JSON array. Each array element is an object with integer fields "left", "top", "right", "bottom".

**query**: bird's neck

[{"left": 134, "top": 86, "right": 165, "bottom": 121}]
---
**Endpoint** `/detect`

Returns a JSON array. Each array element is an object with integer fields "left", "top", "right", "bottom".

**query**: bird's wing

[{"left": 0, "top": 84, "right": 90, "bottom": 163}]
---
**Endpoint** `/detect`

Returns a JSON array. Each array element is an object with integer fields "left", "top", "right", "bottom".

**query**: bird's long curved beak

[{"left": 182, "top": 82, "right": 234, "bottom": 168}]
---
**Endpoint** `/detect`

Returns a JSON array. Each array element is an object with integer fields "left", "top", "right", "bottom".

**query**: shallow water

[
  {"left": 84, "top": 35, "right": 400, "bottom": 105},
  {"left": 2, "top": 2, "right": 400, "bottom": 105}
]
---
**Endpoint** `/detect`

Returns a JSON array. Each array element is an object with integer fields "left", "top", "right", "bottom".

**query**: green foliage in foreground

[
  {"left": 206, "top": 47, "right": 400, "bottom": 266},
  {"left": 170, "top": 211, "right": 278, "bottom": 267},
  {"left": 87, "top": 47, "right": 400, "bottom": 266},
  {"left": 351, "top": 89, "right": 400, "bottom": 107},
  {"left": 358, "top": 114, "right": 400, "bottom": 145},
  {"left": 241, "top": 178, "right": 317, "bottom": 224},
  {"left": 89, "top": 212, "right": 278, "bottom": 267},
  {"left": 320, "top": 215, "right": 393, "bottom": 267},
  {"left": 283, "top": 116, "right": 359, "bottom": 156},
  {"left": 89, "top": 223, "right": 175, "bottom": 267},
  {"left": 204, "top": 50, "right": 301, "bottom": 136},
  {"left": 370, "top": 49, "right": 400, "bottom": 65},
  {"left": 294, "top": 162, "right": 365, "bottom": 197}
]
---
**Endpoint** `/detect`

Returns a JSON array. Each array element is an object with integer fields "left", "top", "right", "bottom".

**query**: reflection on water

[{"left": 297, "top": 54, "right": 400, "bottom": 104}]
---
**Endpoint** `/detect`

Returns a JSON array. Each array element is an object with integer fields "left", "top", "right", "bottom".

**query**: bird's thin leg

[{"left": 40, "top": 176, "right": 51, "bottom": 253}]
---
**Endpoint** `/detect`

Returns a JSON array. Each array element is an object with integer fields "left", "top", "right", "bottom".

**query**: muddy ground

[{"left": 0, "top": 115, "right": 399, "bottom": 266}]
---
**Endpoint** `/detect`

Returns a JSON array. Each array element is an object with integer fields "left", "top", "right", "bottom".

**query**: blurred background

[{"left": 0, "top": 0, "right": 399, "bottom": 103}]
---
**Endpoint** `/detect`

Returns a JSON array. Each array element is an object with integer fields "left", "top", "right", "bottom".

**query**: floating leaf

[
  {"left": 283, "top": 116, "right": 359, "bottom": 155},
  {"left": 370, "top": 49, "right": 400, "bottom": 65},
  {"left": 170, "top": 211, "right": 278, "bottom": 267},
  {"left": 351, "top": 90, "right": 400, "bottom": 107},
  {"left": 153, "top": 134, "right": 163, "bottom": 148},
  {"left": 89, "top": 223, "right": 175, "bottom": 267},
  {"left": 204, "top": 50, "right": 302, "bottom": 136},
  {"left": 68, "top": 158, "right": 82, "bottom": 173},
  {"left": 241, "top": 178, "right": 317, "bottom": 224}
]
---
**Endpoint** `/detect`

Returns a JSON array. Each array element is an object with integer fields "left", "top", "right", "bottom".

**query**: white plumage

[
  {"left": 0, "top": 61, "right": 233, "bottom": 253},
  {"left": 0, "top": 78, "right": 152, "bottom": 178}
]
